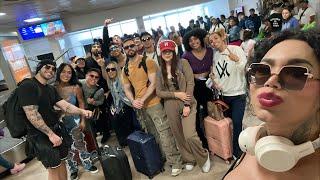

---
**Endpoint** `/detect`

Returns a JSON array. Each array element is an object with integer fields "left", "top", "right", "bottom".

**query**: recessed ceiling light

[
  {"left": 24, "top": 17, "right": 43, "bottom": 23},
  {"left": 0, "top": 13, "right": 6, "bottom": 16}
]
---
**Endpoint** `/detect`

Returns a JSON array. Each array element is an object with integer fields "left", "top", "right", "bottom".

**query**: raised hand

[{"left": 104, "top": 18, "right": 113, "bottom": 26}]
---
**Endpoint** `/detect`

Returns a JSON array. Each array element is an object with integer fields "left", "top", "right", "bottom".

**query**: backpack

[
  {"left": 2, "top": 78, "right": 40, "bottom": 138},
  {"left": 124, "top": 54, "right": 148, "bottom": 77}
]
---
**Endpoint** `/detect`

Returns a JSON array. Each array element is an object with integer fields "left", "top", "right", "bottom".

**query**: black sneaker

[
  {"left": 70, "top": 171, "right": 78, "bottom": 180},
  {"left": 86, "top": 165, "right": 99, "bottom": 174}
]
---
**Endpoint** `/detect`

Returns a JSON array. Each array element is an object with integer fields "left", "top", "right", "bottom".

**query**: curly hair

[
  {"left": 182, "top": 28, "right": 208, "bottom": 52},
  {"left": 250, "top": 29, "right": 320, "bottom": 64},
  {"left": 246, "top": 28, "right": 320, "bottom": 84}
]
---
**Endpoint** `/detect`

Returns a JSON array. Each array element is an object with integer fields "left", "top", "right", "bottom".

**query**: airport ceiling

[{"left": 0, "top": 0, "right": 146, "bottom": 30}]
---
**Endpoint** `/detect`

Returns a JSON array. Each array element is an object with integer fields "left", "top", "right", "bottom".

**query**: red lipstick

[{"left": 258, "top": 92, "right": 283, "bottom": 107}]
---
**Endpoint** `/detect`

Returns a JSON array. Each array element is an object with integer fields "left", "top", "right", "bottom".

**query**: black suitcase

[
  {"left": 88, "top": 119, "right": 132, "bottom": 180},
  {"left": 127, "top": 131, "right": 164, "bottom": 179}
]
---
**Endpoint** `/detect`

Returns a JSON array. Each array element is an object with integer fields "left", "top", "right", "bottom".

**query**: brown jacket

[{"left": 156, "top": 59, "right": 196, "bottom": 107}]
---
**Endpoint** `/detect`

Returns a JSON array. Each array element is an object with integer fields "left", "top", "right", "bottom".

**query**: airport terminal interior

[{"left": 0, "top": 0, "right": 319, "bottom": 179}]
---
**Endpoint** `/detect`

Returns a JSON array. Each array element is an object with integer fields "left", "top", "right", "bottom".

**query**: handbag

[{"left": 207, "top": 89, "right": 229, "bottom": 120}]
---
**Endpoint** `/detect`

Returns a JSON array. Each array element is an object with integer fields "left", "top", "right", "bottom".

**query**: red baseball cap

[{"left": 159, "top": 40, "right": 176, "bottom": 52}]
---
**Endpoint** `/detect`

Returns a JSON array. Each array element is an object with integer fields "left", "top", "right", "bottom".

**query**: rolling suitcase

[
  {"left": 204, "top": 116, "right": 233, "bottom": 164},
  {"left": 88, "top": 119, "right": 132, "bottom": 180},
  {"left": 127, "top": 131, "right": 164, "bottom": 179}
]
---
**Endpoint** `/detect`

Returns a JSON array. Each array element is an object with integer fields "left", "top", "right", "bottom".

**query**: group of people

[{"left": 2, "top": 1, "right": 319, "bottom": 180}]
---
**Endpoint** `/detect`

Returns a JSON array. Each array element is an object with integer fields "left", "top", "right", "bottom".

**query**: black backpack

[
  {"left": 124, "top": 54, "right": 148, "bottom": 77},
  {"left": 2, "top": 78, "right": 40, "bottom": 138}
]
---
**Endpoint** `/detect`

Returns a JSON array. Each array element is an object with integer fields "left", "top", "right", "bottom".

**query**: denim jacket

[{"left": 108, "top": 78, "right": 131, "bottom": 113}]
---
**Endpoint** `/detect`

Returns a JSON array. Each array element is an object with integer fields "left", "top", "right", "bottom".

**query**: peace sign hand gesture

[
  {"left": 227, "top": 48, "right": 240, "bottom": 62},
  {"left": 104, "top": 18, "right": 113, "bottom": 26}
]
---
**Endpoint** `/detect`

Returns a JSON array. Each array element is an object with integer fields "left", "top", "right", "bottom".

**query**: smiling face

[
  {"left": 209, "top": 33, "right": 226, "bottom": 50},
  {"left": 85, "top": 71, "right": 100, "bottom": 87},
  {"left": 141, "top": 35, "right": 154, "bottom": 49},
  {"left": 282, "top": 9, "right": 291, "bottom": 20},
  {"left": 123, "top": 40, "right": 137, "bottom": 58},
  {"left": 249, "top": 40, "right": 320, "bottom": 136},
  {"left": 161, "top": 50, "right": 174, "bottom": 62},
  {"left": 59, "top": 65, "right": 72, "bottom": 83},
  {"left": 39, "top": 64, "right": 56, "bottom": 80},
  {"left": 106, "top": 63, "right": 117, "bottom": 79},
  {"left": 188, "top": 36, "right": 202, "bottom": 50}
]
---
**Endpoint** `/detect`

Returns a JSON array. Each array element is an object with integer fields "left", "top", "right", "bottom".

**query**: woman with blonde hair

[{"left": 208, "top": 29, "right": 248, "bottom": 158}]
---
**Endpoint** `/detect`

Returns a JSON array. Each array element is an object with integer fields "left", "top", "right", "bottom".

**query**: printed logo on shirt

[{"left": 216, "top": 60, "right": 230, "bottom": 78}]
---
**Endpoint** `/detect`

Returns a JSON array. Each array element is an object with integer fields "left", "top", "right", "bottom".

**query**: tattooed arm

[
  {"left": 22, "top": 105, "right": 62, "bottom": 147},
  {"left": 55, "top": 99, "right": 92, "bottom": 118}
]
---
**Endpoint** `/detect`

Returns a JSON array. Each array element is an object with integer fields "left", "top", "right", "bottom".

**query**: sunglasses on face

[
  {"left": 109, "top": 45, "right": 119, "bottom": 52},
  {"left": 75, "top": 59, "right": 85, "bottom": 64},
  {"left": 44, "top": 65, "right": 56, "bottom": 72},
  {"left": 162, "top": 50, "right": 173, "bottom": 55},
  {"left": 123, "top": 44, "right": 135, "bottom": 50},
  {"left": 106, "top": 68, "right": 117, "bottom": 72},
  {"left": 141, "top": 37, "right": 152, "bottom": 42},
  {"left": 88, "top": 74, "right": 100, "bottom": 79},
  {"left": 247, "top": 63, "right": 319, "bottom": 90}
]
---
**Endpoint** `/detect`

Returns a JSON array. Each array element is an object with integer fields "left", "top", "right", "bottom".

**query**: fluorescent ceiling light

[
  {"left": 24, "top": 17, "right": 43, "bottom": 23},
  {"left": 0, "top": 13, "right": 6, "bottom": 16}
]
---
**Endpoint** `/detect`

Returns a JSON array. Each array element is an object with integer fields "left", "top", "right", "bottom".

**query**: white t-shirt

[
  {"left": 297, "top": 7, "right": 316, "bottom": 25},
  {"left": 212, "top": 45, "right": 247, "bottom": 96},
  {"left": 145, "top": 51, "right": 159, "bottom": 66},
  {"left": 241, "top": 39, "right": 256, "bottom": 58}
]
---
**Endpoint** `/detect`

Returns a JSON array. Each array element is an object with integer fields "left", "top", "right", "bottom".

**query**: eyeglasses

[
  {"left": 88, "top": 74, "right": 100, "bottom": 79},
  {"left": 44, "top": 65, "right": 56, "bottom": 72},
  {"left": 109, "top": 45, "right": 119, "bottom": 51},
  {"left": 141, "top": 37, "right": 152, "bottom": 42},
  {"left": 123, "top": 44, "right": 135, "bottom": 50},
  {"left": 247, "top": 63, "right": 320, "bottom": 90},
  {"left": 106, "top": 68, "right": 117, "bottom": 72}
]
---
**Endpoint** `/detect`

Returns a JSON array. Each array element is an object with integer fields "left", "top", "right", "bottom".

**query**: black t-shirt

[
  {"left": 268, "top": 13, "right": 282, "bottom": 32},
  {"left": 17, "top": 78, "right": 62, "bottom": 134}
]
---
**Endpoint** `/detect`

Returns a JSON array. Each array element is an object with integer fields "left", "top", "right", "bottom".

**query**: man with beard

[
  {"left": 108, "top": 42, "right": 127, "bottom": 68},
  {"left": 121, "top": 38, "right": 183, "bottom": 176},
  {"left": 19, "top": 60, "right": 92, "bottom": 180},
  {"left": 140, "top": 32, "right": 159, "bottom": 66},
  {"left": 133, "top": 33, "right": 144, "bottom": 55}
]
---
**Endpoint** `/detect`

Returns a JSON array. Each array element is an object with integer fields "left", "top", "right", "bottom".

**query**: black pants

[
  {"left": 194, "top": 79, "right": 213, "bottom": 149},
  {"left": 111, "top": 104, "right": 141, "bottom": 146}
]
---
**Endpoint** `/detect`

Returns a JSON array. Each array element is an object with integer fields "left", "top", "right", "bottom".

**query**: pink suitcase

[{"left": 204, "top": 116, "right": 233, "bottom": 163}]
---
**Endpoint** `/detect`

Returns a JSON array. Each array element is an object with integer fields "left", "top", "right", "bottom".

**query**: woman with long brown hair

[{"left": 156, "top": 40, "right": 211, "bottom": 173}]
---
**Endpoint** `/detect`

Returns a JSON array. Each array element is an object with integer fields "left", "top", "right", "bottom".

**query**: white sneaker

[
  {"left": 185, "top": 164, "right": 194, "bottom": 171},
  {"left": 202, "top": 152, "right": 211, "bottom": 173},
  {"left": 171, "top": 168, "right": 182, "bottom": 176}
]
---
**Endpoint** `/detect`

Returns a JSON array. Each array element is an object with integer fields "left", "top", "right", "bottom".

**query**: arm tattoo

[{"left": 22, "top": 105, "right": 53, "bottom": 136}]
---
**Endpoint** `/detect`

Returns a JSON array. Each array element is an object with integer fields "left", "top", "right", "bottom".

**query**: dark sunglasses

[
  {"left": 123, "top": 44, "right": 135, "bottom": 50},
  {"left": 141, "top": 37, "right": 151, "bottom": 42},
  {"left": 247, "top": 63, "right": 319, "bottom": 90},
  {"left": 44, "top": 65, "right": 56, "bottom": 72},
  {"left": 106, "top": 68, "right": 117, "bottom": 72},
  {"left": 75, "top": 58, "right": 85, "bottom": 64},
  {"left": 89, "top": 74, "right": 100, "bottom": 79},
  {"left": 109, "top": 45, "right": 119, "bottom": 51}
]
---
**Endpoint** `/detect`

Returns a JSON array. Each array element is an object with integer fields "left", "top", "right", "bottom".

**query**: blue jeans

[
  {"left": 222, "top": 94, "right": 246, "bottom": 158},
  {"left": 0, "top": 155, "right": 14, "bottom": 169},
  {"left": 63, "top": 116, "right": 94, "bottom": 173}
]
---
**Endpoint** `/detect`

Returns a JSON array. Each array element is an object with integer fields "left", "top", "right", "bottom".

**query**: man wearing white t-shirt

[{"left": 297, "top": 0, "right": 316, "bottom": 26}]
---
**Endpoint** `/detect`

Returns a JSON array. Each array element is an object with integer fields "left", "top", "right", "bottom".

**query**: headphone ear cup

[
  {"left": 238, "top": 125, "right": 267, "bottom": 155},
  {"left": 255, "top": 136, "right": 296, "bottom": 172}
]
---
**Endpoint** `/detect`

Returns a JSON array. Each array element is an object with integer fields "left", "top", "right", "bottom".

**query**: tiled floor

[{"left": 3, "top": 134, "right": 232, "bottom": 180}]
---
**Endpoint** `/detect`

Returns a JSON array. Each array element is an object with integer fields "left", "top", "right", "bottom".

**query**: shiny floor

[{"left": 3, "top": 134, "right": 232, "bottom": 180}]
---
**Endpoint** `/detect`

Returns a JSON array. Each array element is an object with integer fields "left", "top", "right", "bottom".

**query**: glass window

[
  {"left": 108, "top": 23, "right": 122, "bottom": 37},
  {"left": 121, "top": 19, "right": 138, "bottom": 35},
  {"left": 90, "top": 27, "right": 103, "bottom": 39}
]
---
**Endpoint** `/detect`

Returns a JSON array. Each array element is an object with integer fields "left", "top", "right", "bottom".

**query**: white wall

[
  {"left": 63, "top": 0, "right": 211, "bottom": 32},
  {"left": 228, "top": 0, "right": 260, "bottom": 16},
  {"left": 205, "top": 0, "right": 230, "bottom": 18}
]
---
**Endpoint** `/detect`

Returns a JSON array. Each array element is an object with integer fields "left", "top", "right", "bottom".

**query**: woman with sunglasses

[
  {"left": 99, "top": 61, "right": 140, "bottom": 146},
  {"left": 156, "top": 40, "right": 211, "bottom": 173},
  {"left": 208, "top": 29, "right": 248, "bottom": 158},
  {"left": 55, "top": 63, "right": 98, "bottom": 179},
  {"left": 223, "top": 29, "right": 320, "bottom": 179}
]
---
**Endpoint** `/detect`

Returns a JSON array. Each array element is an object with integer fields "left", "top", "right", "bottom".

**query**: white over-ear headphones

[{"left": 239, "top": 124, "right": 320, "bottom": 172}]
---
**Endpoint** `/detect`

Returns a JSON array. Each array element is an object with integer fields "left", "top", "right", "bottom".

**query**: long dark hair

[
  {"left": 56, "top": 63, "right": 79, "bottom": 86},
  {"left": 160, "top": 51, "right": 180, "bottom": 90}
]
